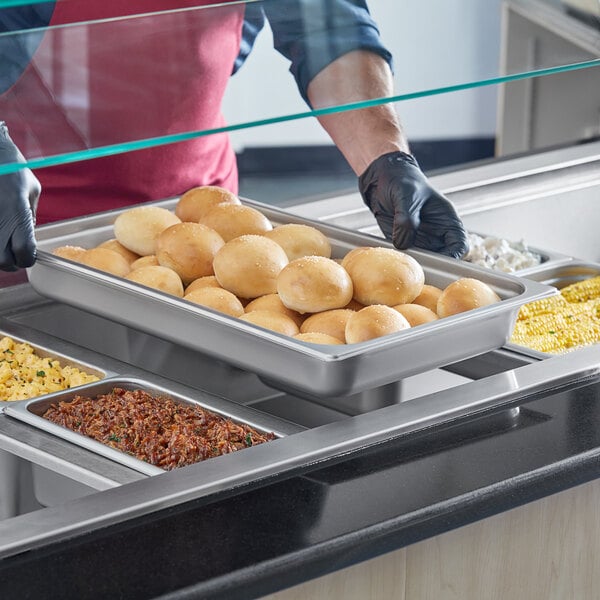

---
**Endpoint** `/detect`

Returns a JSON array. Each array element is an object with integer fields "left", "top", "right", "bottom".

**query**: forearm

[{"left": 307, "top": 50, "right": 409, "bottom": 176}]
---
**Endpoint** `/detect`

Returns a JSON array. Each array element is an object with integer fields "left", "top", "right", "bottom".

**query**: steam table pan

[
  {"left": 0, "top": 319, "right": 110, "bottom": 408},
  {"left": 506, "top": 260, "right": 600, "bottom": 360},
  {"left": 27, "top": 198, "right": 554, "bottom": 399},
  {"left": 5, "top": 376, "right": 291, "bottom": 476}
]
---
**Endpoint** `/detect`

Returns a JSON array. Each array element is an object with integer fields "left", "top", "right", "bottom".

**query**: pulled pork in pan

[{"left": 43, "top": 387, "right": 275, "bottom": 470}]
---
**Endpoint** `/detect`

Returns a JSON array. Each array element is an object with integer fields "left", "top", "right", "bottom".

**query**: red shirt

[{"left": 0, "top": 1, "right": 244, "bottom": 223}]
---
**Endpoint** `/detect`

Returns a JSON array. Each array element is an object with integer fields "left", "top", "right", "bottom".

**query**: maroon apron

[{"left": 0, "top": 1, "right": 244, "bottom": 223}]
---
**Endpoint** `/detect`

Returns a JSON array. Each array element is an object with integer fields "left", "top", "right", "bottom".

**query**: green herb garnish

[
  {"left": 36, "top": 370, "right": 46, "bottom": 377},
  {"left": 245, "top": 433, "right": 253, "bottom": 447},
  {"left": 107, "top": 434, "right": 121, "bottom": 442}
]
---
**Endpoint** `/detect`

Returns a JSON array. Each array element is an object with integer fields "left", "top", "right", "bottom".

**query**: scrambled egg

[{"left": 0, "top": 336, "right": 100, "bottom": 402}]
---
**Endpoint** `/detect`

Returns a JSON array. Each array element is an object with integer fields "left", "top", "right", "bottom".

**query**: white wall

[{"left": 222, "top": 0, "right": 503, "bottom": 150}]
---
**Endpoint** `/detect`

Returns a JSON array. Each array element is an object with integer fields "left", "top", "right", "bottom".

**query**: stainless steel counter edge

[
  {"left": 1, "top": 343, "right": 599, "bottom": 559},
  {"left": 285, "top": 140, "right": 600, "bottom": 222}
]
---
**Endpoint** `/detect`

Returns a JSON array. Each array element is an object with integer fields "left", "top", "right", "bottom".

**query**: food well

[{"left": 5, "top": 376, "right": 292, "bottom": 476}]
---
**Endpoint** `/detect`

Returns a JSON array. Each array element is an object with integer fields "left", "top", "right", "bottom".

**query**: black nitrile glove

[
  {"left": 0, "top": 121, "right": 40, "bottom": 270},
  {"left": 359, "top": 151, "right": 469, "bottom": 259}
]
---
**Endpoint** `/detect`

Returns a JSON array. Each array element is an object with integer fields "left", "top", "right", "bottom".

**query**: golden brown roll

[
  {"left": 125, "top": 265, "right": 184, "bottom": 297},
  {"left": 345, "top": 304, "right": 411, "bottom": 344},
  {"left": 155, "top": 222, "right": 224, "bottom": 284},
  {"left": 244, "top": 293, "right": 305, "bottom": 327},
  {"left": 437, "top": 277, "right": 501, "bottom": 317},
  {"left": 340, "top": 246, "right": 371, "bottom": 271},
  {"left": 200, "top": 204, "right": 272, "bottom": 242},
  {"left": 52, "top": 245, "right": 87, "bottom": 262},
  {"left": 412, "top": 284, "right": 443, "bottom": 313},
  {"left": 184, "top": 275, "right": 222, "bottom": 295},
  {"left": 78, "top": 248, "right": 131, "bottom": 278},
  {"left": 344, "top": 247, "right": 424, "bottom": 306},
  {"left": 294, "top": 332, "right": 344, "bottom": 345},
  {"left": 264, "top": 223, "right": 331, "bottom": 261},
  {"left": 239, "top": 310, "right": 300, "bottom": 337},
  {"left": 130, "top": 255, "right": 159, "bottom": 270},
  {"left": 300, "top": 309, "right": 354, "bottom": 343},
  {"left": 114, "top": 206, "right": 181, "bottom": 256},
  {"left": 183, "top": 287, "right": 244, "bottom": 318},
  {"left": 97, "top": 238, "right": 140, "bottom": 265},
  {"left": 213, "top": 235, "right": 289, "bottom": 299},
  {"left": 277, "top": 256, "right": 353, "bottom": 314},
  {"left": 392, "top": 303, "right": 439, "bottom": 326},
  {"left": 175, "top": 185, "right": 241, "bottom": 222}
]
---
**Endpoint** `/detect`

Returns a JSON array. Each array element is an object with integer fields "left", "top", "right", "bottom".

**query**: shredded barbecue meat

[{"left": 42, "top": 387, "right": 276, "bottom": 470}]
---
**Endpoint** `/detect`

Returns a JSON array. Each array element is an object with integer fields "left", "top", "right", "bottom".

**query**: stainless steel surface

[
  {"left": 0, "top": 321, "right": 109, "bottom": 407},
  {"left": 6, "top": 376, "right": 291, "bottom": 477},
  {"left": 1, "top": 341, "right": 598, "bottom": 560},
  {"left": 519, "top": 259, "right": 600, "bottom": 287},
  {"left": 0, "top": 416, "right": 145, "bottom": 490},
  {"left": 27, "top": 198, "right": 553, "bottom": 399}
]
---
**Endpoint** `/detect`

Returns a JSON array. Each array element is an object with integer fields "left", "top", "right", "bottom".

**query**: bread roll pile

[{"left": 52, "top": 185, "right": 502, "bottom": 345}]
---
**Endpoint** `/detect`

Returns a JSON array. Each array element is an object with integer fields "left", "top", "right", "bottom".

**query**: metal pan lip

[
  {"left": 0, "top": 321, "right": 110, "bottom": 408},
  {"left": 4, "top": 375, "right": 287, "bottom": 476},
  {"left": 518, "top": 260, "right": 600, "bottom": 286}
]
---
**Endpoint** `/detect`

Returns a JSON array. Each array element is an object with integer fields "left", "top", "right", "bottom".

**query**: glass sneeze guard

[{"left": 0, "top": 0, "right": 598, "bottom": 175}]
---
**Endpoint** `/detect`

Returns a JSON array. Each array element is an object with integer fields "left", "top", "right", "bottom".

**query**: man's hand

[
  {"left": 0, "top": 121, "right": 39, "bottom": 271},
  {"left": 359, "top": 151, "right": 468, "bottom": 259}
]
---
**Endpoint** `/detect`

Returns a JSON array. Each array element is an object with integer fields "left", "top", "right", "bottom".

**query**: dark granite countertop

[{"left": 1, "top": 372, "right": 600, "bottom": 600}]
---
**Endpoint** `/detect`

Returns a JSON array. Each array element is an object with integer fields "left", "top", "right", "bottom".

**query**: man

[{"left": 0, "top": 0, "right": 468, "bottom": 271}]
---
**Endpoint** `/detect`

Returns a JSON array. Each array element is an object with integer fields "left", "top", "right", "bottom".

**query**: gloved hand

[
  {"left": 359, "top": 151, "right": 469, "bottom": 259},
  {"left": 0, "top": 121, "right": 40, "bottom": 270}
]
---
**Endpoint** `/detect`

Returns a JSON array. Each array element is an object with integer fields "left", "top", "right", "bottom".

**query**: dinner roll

[
  {"left": 277, "top": 256, "right": 354, "bottom": 314},
  {"left": 79, "top": 248, "right": 131, "bottom": 278},
  {"left": 156, "top": 222, "right": 224, "bottom": 284},
  {"left": 97, "top": 239, "right": 139, "bottom": 264},
  {"left": 183, "top": 287, "right": 244, "bottom": 318},
  {"left": 264, "top": 223, "right": 331, "bottom": 261},
  {"left": 345, "top": 305, "right": 411, "bottom": 344},
  {"left": 437, "top": 277, "right": 501, "bottom": 317},
  {"left": 392, "top": 303, "right": 439, "bottom": 326},
  {"left": 125, "top": 265, "right": 184, "bottom": 297},
  {"left": 412, "top": 284, "right": 443, "bottom": 313},
  {"left": 300, "top": 309, "right": 354, "bottom": 343},
  {"left": 130, "top": 255, "right": 159, "bottom": 270},
  {"left": 52, "top": 245, "right": 87, "bottom": 262},
  {"left": 340, "top": 246, "right": 370, "bottom": 271},
  {"left": 213, "top": 235, "right": 289, "bottom": 299},
  {"left": 344, "top": 247, "right": 424, "bottom": 306},
  {"left": 244, "top": 293, "right": 305, "bottom": 327},
  {"left": 240, "top": 310, "right": 300, "bottom": 337},
  {"left": 294, "top": 332, "right": 344, "bottom": 345},
  {"left": 184, "top": 275, "right": 222, "bottom": 295},
  {"left": 114, "top": 206, "right": 181, "bottom": 256},
  {"left": 175, "top": 185, "right": 241, "bottom": 222},
  {"left": 200, "top": 204, "right": 273, "bottom": 242}
]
